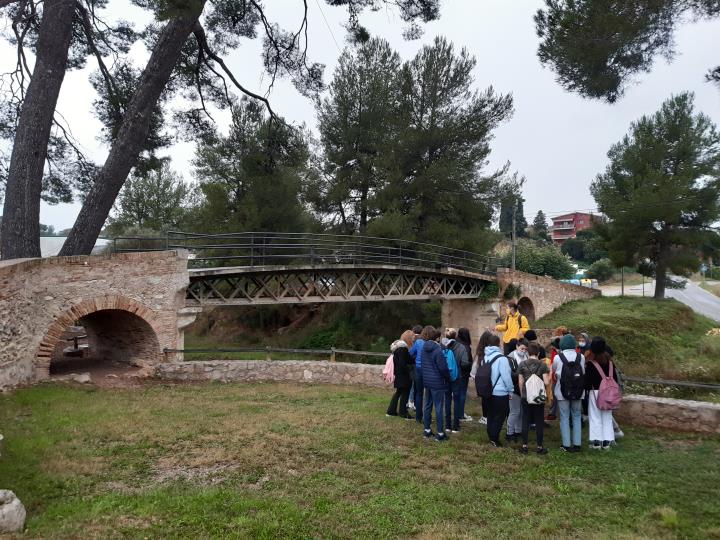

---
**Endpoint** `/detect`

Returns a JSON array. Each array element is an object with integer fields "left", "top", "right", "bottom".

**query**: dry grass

[{"left": 1, "top": 381, "right": 719, "bottom": 539}]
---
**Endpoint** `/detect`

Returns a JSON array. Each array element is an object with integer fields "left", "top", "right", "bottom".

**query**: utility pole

[{"left": 511, "top": 201, "right": 517, "bottom": 272}]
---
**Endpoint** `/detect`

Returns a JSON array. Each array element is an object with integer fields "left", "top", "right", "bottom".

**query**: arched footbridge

[{"left": 116, "top": 232, "right": 500, "bottom": 306}]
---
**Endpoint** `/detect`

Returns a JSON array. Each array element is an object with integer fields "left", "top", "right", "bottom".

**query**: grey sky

[{"left": 3, "top": 0, "right": 719, "bottom": 230}]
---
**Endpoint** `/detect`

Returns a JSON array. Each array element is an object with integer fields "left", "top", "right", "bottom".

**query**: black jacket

[
  {"left": 584, "top": 360, "right": 619, "bottom": 391},
  {"left": 393, "top": 346, "right": 414, "bottom": 389}
]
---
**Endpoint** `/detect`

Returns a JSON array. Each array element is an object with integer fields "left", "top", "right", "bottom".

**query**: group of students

[{"left": 384, "top": 301, "right": 623, "bottom": 453}]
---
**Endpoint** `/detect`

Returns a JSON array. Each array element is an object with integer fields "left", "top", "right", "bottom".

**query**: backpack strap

[
  {"left": 558, "top": 351, "right": 569, "bottom": 365},
  {"left": 487, "top": 353, "right": 504, "bottom": 391},
  {"left": 591, "top": 360, "right": 605, "bottom": 377}
]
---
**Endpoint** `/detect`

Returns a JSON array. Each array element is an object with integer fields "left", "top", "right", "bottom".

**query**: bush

[
  {"left": 501, "top": 239, "right": 574, "bottom": 279},
  {"left": 586, "top": 258, "right": 615, "bottom": 282}
]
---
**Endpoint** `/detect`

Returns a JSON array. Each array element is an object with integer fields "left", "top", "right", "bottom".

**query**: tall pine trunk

[
  {"left": 0, "top": 0, "right": 75, "bottom": 260},
  {"left": 59, "top": 9, "right": 204, "bottom": 256},
  {"left": 654, "top": 257, "right": 667, "bottom": 299}
]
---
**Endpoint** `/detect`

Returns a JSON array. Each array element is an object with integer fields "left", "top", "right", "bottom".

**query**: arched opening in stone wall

[
  {"left": 517, "top": 297, "right": 536, "bottom": 323},
  {"left": 36, "top": 298, "right": 163, "bottom": 381}
]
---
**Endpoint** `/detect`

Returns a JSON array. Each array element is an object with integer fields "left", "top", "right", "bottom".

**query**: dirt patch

[{"left": 151, "top": 462, "right": 240, "bottom": 485}]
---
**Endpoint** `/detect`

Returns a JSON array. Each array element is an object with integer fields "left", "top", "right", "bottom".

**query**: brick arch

[{"left": 34, "top": 295, "right": 163, "bottom": 379}]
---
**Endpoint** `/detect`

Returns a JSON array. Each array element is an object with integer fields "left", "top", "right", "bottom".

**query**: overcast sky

[{"left": 3, "top": 0, "right": 719, "bottom": 230}]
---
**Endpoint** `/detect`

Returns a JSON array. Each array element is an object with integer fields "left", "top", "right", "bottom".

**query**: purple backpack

[{"left": 591, "top": 360, "right": 622, "bottom": 410}]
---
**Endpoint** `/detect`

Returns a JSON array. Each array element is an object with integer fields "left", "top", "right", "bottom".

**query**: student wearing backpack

[
  {"left": 506, "top": 338, "right": 529, "bottom": 443},
  {"left": 479, "top": 333, "right": 514, "bottom": 447},
  {"left": 552, "top": 334, "right": 585, "bottom": 452},
  {"left": 443, "top": 328, "right": 467, "bottom": 433},
  {"left": 495, "top": 302, "right": 531, "bottom": 355},
  {"left": 584, "top": 337, "right": 621, "bottom": 450},
  {"left": 456, "top": 327, "right": 474, "bottom": 422},
  {"left": 386, "top": 330, "right": 415, "bottom": 418},
  {"left": 421, "top": 327, "right": 452, "bottom": 442},
  {"left": 518, "top": 342, "right": 551, "bottom": 454},
  {"left": 471, "top": 330, "right": 495, "bottom": 425},
  {"left": 407, "top": 325, "right": 423, "bottom": 412},
  {"left": 409, "top": 326, "right": 430, "bottom": 423}
]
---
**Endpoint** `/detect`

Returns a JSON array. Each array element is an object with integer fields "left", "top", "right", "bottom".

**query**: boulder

[
  {"left": 0, "top": 490, "right": 26, "bottom": 533},
  {"left": 71, "top": 373, "right": 91, "bottom": 384}
]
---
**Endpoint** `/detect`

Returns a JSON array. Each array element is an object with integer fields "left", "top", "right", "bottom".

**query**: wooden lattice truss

[{"left": 186, "top": 267, "right": 490, "bottom": 305}]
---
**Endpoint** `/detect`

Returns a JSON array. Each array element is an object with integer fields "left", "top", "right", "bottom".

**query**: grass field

[
  {"left": 536, "top": 296, "right": 720, "bottom": 384},
  {"left": 1, "top": 382, "right": 719, "bottom": 539}
]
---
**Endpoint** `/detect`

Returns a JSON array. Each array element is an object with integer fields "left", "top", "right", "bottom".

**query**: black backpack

[
  {"left": 558, "top": 352, "right": 585, "bottom": 400},
  {"left": 451, "top": 342, "right": 471, "bottom": 371},
  {"left": 475, "top": 354, "right": 504, "bottom": 399}
]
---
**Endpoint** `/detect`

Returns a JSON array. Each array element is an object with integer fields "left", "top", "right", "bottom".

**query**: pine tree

[
  {"left": 532, "top": 210, "right": 550, "bottom": 241},
  {"left": 592, "top": 92, "right": 720, "bottom": 299}
]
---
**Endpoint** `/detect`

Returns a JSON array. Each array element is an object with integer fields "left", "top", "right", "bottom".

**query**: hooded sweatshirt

[
  {"left": 421, "top": 340, "right": 451, "bottom": 391},
  {"left": 409, "top": 338, "right": 425, "bottom": 369},
  {"left": 484, "top": 345, "right": 514, "bottom": 397}
]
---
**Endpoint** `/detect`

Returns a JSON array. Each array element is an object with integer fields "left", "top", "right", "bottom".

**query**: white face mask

[{"left": 578, "top": 341, "right": 586, "bottom": 348}]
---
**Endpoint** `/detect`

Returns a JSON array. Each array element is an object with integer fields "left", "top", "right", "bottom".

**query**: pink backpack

[
  {"left": 591, "top": 360, "right": 622, "bottom": 410},
  {"left": 382, "top": 354, "right": 395, "bottom": 384}
]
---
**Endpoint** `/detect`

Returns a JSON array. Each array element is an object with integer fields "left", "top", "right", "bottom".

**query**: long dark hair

[
  {"left": 475, "top": 330, "right": 494, "bottom": 359},
  {"left": 457, "top": 327, "right": 471, "bottom": 347}
]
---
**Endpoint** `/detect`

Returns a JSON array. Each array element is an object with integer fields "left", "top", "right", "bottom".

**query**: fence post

[
  {"left": 330, "top": 347, "right": 336, "bottom": 362},
  {"left": 265, "top": 346, "right": 271, "bottom": 362}
]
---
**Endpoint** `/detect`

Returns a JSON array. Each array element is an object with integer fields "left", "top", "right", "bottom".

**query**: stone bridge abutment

[{"left": 0, "top": 251, "right": 192, "bottom": 388}]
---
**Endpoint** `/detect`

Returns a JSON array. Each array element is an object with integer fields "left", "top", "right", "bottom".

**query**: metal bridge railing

[{"left": 112, "top": 231, "right": 500, "bottom": 275}]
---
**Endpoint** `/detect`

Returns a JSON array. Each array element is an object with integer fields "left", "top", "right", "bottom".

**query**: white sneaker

[
  {"left": 478, "top": 417, "right": 488, "bottom": 425},
  {"left": 460, "top": 414, "right": 473, "bottom": 422},
  {"left": 614, "top": 429, "right": 624, "bottom": 438},
  {"left": 408, "top": 402, "right": 416, "bottom": 410}
]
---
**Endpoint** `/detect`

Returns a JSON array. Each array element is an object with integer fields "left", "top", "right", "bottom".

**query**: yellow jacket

[{"left": 495, "top": 312, "right": 530, "bottom": 344}]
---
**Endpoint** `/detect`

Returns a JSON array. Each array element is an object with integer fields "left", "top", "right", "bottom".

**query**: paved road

[{"left": 601, "top": 279, "right": 720, "bottom": 322}]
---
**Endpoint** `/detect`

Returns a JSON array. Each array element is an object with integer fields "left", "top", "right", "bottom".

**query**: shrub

[
  {"left": 501, "top": 239, "right": 574, "bottom": 280},
  {"left": 586, "top": 258, "right": 615, "bottom": 282}
]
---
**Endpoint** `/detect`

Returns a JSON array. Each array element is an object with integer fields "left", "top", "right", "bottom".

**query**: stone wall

[
  {"left": 497, "top": 269, "right": 601, "bottom": 320},
  {"left": 155, "top": 360, "right": 386, "bottom": 387},
  {"left": 0, "top": 251, "right": 192, "bottom": 389},
  {"left": 155, "top": 360, "right": 720, "bottom": 434},
  {"left": 614, "top": 394, "right": 720, "bottom": 435}
]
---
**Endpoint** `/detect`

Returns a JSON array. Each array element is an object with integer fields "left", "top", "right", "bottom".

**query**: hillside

[{"left": 536, "top": 296, "right": 720, "bottom": 382}]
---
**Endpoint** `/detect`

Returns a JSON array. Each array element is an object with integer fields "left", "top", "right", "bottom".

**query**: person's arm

[
  {"left": 408, "top": 341, "right": 418, "bottom": 360},
  {"left": 499, "top": 358, "right": 514, "bottom": 396},
  {"left": 520, "top": 315, "right": 530, "bottom": 334},
  {"left": 518, "top": 374, "right": 525, "bottom": 391},
  {"left": 542, "top": 372, "right": 551, "bottom": 385},
  {"left": 495, "top": 318, "right": 508, "bottom": 332},
  {"left": 470, "top": 358, "right": 479, "bottom": 378}
]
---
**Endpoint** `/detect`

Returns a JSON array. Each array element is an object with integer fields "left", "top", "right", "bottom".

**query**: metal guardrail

[
  {"left": 164, "top": 346, "right": 720, "bottom": 390},
  {"left": 163, "top": 346, "right": 388, "bottom": 363},
  {"left": 112, "top": 231, "right": 499, "bottom": 275}
]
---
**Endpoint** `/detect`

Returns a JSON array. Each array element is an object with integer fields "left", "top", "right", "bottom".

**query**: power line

[{"left": 314, "top": 0, "right": 341, "bottom": 52}]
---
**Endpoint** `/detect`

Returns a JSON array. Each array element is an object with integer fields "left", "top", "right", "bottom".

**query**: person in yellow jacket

[{"left": 495, "top": 302, "right": 530, "bottom": 355}]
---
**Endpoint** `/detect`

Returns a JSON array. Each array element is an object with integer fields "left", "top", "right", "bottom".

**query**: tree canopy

[
  {"left": 591, "top": 92, "right": 720, "bottom": 298},
  {"left": 535, "top": 0, "right": 720, "bottom": 102},
  {"left": 310, "top": 36, "right": 515, "bottom": 252},
  {"left": 0, "top": 0, "right": 442, "bottom": 259}
]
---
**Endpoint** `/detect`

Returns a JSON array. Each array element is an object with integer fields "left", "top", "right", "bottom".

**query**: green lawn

[
  {"left": 1, "top": 382, "right": 719, "bottom": 539},
  {"left": 536, "top": 296, "right": 720, "bottom": 385}
]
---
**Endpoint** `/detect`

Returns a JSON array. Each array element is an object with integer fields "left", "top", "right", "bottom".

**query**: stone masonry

[
  {"left": 0, "top": 251, "right": 193, "bottom": 389},
  {"left": 441, "top": 269, "right": 600, "bottom": 336}
]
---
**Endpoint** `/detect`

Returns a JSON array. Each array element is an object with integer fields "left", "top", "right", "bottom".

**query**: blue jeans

[
  {"left": 444, "top": 379, "right": 463, "bottom": 430},
  {"left": 423, "top": 387, "right": 445, "bottom": 434},
  {"left": 558, "top": 399, "right": 582, "bottom": 447},
  {"left": 458, "top": 376, "right": 469, "bottom": 422},
  {"left": 414, "top": 369, "right": 424, "bottom": 422}
]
